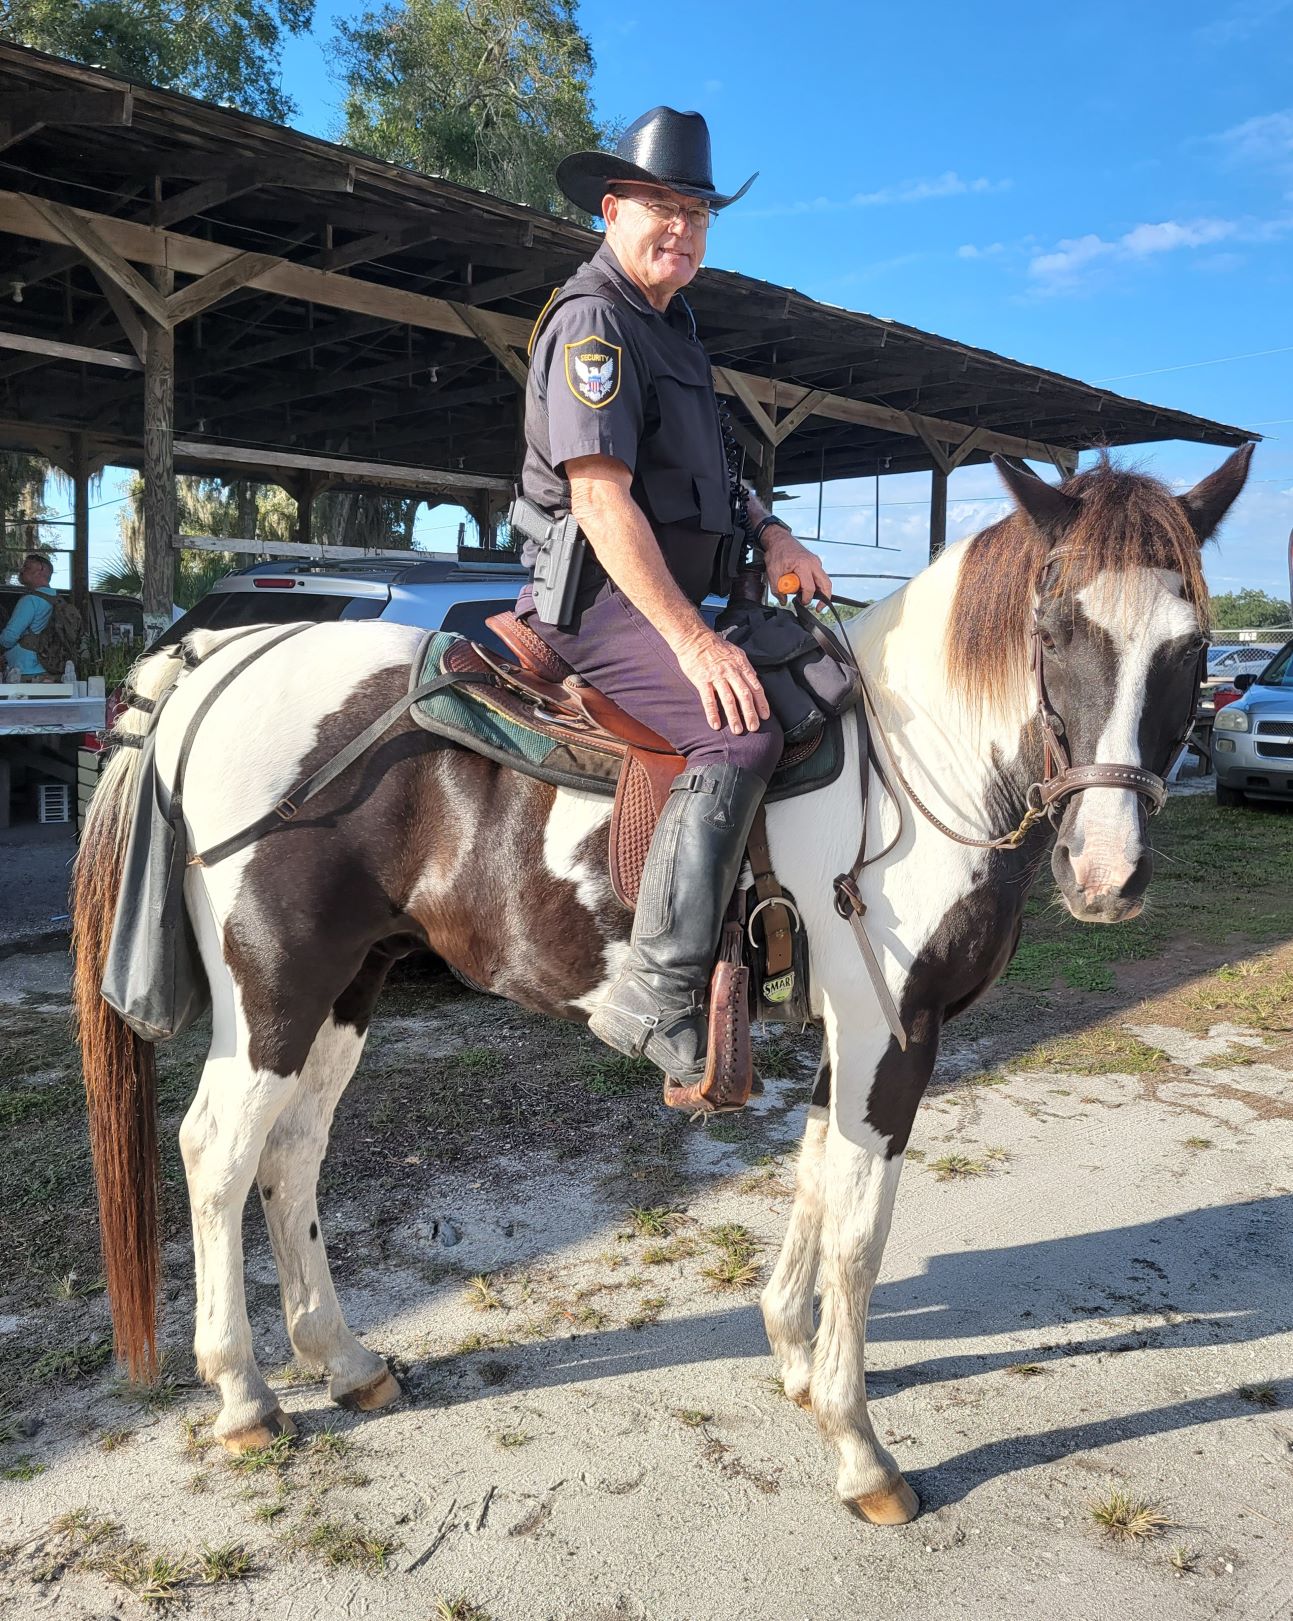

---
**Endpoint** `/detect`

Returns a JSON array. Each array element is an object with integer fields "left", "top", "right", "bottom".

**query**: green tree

[
  {"left": 1209, "top": 587, "right": 1292, "bottom": 630},
  {"left": 0, "top": 0, "right": 315, "bottom": 121},
  {"left": 0, "top": 451, "right": 54, "bottom": 579},
  {"left": 337, "top": 0, "right": 608, "bottom": 217}
]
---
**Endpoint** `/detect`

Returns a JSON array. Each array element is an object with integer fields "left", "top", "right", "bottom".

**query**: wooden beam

[
  {"left": 0, "top": 89, "right": 132, "bottom": 152},
  {"left": 771, "top": 389, "right": 828, "bottom": 447},
  {"left": 912, "top": 420, "right": 953, "bottom": 477},
  {"left": 178, "top": 533, "right": 464, "bottom": 563},
  {"left": 172, "top": 438, "right": 511, "bottom": 494},
  {"left": 165, "top": 252, "right": 281, "bottom": 326},
  {"left": 24, "top": 196, "right": 170, "bottom": 325},
  {"left": 0, "top": 329, "right": 143, "bottom": 372},
  {"left": 945, "top": 426, "right": 986, "bottom": 473},
  {"left": 721, "top": 369, "right": 779, "bottom": 443},
  {"left": 88, "top": 266, "right": 148, "bottom": 362},
  {"left": 142, "top": 269, "right": 176, "bottom": 643},
  {"left": 71, "top": 433, "right": 90, "bottom": 609},
  {"left": 455, "top": 306, "right": 529, "bottom": 389},
  {"left": 465, "top": 264, "right": 571, "bottom": 306}
]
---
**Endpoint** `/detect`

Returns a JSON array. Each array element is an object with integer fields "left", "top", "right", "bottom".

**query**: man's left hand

[{"left": 762, "top": 530, "right": 833, "bottom": 604}]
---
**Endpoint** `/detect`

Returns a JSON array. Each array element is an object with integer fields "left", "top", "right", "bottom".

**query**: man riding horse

[{"left": 515, "top": 107, "right": 832, "bottom": 1084}]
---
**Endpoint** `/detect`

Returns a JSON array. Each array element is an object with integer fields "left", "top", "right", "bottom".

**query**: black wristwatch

[{"left": 751, "top": 513, "right": 791, "bottom": 545}]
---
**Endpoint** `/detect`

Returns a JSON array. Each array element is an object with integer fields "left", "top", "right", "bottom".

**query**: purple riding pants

[{"left": 525, "top": 591, "right": 784, "bottom": 782}]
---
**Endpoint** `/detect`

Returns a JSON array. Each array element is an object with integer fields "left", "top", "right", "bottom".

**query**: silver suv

[
  {"left": 159, "top": 554, "right": 527, "bottom": 656},
  {"left": 1212, "top": 637, "right": 1293, "bottom": 806}
]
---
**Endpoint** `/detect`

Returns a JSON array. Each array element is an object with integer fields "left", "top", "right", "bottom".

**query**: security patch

[{"left": 564, "top": 336, "right": 621, "bottom": 408}]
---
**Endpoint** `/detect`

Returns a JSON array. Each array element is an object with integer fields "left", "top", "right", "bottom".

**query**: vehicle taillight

[{"left": 253, "top": 578, "right": 297, "bottom": 589}]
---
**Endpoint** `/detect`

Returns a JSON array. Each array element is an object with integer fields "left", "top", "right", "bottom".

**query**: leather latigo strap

[{"left": 745, "top": 806, "right": 795, "bottom": 980}]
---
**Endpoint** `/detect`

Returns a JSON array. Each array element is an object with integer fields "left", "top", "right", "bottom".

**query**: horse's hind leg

[
  {"left": 255, "top": 959, "right": 399, "bottom": 1413},
  {"left": 761, "top": 1040, "right": 830, "bottom": 1407},
  {"left": 180, "top": 1038, "right": 298, "bottom": 1452}
]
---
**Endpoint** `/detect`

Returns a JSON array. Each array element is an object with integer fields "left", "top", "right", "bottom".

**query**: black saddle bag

[
  {"left": 716, "top": 600, "right": 863, "bottom": 742},
  {"left": 100, "top": 732, "right": 210, "bottom": 1042}
]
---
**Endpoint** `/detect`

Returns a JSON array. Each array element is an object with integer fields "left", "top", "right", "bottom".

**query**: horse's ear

[
  {"left": 1178, "top": 442, "right": 1255, "bottom": 543},
  {"left": 992, "top": 454, "right": 1082, "bottom": 539}
]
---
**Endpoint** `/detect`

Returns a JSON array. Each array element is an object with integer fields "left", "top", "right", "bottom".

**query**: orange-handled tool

[{"left": 776, "top": 572, "right": 801, "bottom": 601}]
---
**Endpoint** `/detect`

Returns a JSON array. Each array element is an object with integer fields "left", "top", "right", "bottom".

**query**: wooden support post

[
  {"left": 755, "top": 439, "right": 776, "bottom": 510},
  {"left": 141, "top": 268, "right": 176, "bottom": 644},
  {"left": 929, "top": 466, "right": 948, "bottom": 562},
  {"left": 71, "top": 433, "right": 90, "bottom": 617},
  {"left": 236, "top": 481, "right": 257, "bottom": 547},
  {"left": 296, "top": 474, "right": 320, "bottom": 546}
]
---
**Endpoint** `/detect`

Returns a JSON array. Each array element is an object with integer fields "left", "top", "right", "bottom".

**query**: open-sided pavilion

[{"left": 0, "top": 40, "right": 1253, "bottom": 636}]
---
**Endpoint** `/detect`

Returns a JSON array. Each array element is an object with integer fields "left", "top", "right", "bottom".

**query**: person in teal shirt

[{"left": 2, "top": 553, "right": 56, "bottom": 679}]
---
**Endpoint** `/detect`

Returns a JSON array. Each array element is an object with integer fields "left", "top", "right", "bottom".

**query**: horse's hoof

[
  {"left": 219, "top": 1407, "right": 297, "bottom": 1455},
  {"left": 335, "top": 1369, "right": 402, "bottom": 1414},
  {"left": 787, "top": 1385, "right": 813, "bottom": 1411},
  {"left": 849, "top": 1476, "right": 920, "bottom": 1526}
]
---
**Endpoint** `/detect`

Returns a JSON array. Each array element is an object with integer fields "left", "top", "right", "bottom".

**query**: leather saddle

[{"left": 457, "top": 611, "right": 807, "bottom": 1115}]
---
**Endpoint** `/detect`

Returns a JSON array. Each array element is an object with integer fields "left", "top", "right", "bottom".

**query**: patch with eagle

[{"left": 564, "top": 336, "right": 621, "bottom": 408}]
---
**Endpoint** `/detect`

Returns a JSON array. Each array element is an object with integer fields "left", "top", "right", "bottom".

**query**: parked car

[
  {"left": 152, "top": 555, "right": 529, "bottom": 656},
  {"left": 1207, "top": 642, "right": 1282, "bottom": 680},
  {"left": 1211, "top": 637, "right": 1293, "bottom": 806}
]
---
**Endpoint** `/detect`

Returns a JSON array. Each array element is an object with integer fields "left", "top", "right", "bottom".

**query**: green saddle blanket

[{"left": 408, "top": 631, "right": 844, "bottom": 802}]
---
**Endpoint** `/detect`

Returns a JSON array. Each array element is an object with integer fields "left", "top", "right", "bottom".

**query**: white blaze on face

[{"left": 1070, "top": 568, "right": 1196, "bottom": 895}]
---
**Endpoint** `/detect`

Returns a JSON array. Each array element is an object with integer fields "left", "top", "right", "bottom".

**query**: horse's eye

[{"left": 1037, "top": 625, "right": 1058, "bottom": 653}]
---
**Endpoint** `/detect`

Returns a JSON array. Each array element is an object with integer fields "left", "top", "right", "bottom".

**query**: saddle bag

[
  {"left": 101, "top": 732, "right": 210, "bottom": 1042},
  {"left": 715, "top": 601, "right": 863, "bottom": 742}
]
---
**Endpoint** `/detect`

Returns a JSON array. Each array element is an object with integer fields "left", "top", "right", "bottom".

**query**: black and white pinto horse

[{"left": 73, "top": 447, "right": 1250, "bottom": 1526}]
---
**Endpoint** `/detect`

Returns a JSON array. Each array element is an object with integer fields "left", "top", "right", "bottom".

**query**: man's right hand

[{"left": 675, "top": 627, "right": 770, "bottom": 735}]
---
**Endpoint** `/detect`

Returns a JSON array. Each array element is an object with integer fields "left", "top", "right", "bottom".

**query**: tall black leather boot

[{"left": 589, "top": 762, "right": 766, "bottom": 1081}]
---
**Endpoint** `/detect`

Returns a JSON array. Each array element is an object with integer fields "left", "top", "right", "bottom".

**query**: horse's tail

[{"left": 71, "top": 642, "right": 187, "bottom": 1380}]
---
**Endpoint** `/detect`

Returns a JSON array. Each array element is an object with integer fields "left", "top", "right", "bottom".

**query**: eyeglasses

[{"left": 612, "top": 191, "right": 716, "bottom": 231}]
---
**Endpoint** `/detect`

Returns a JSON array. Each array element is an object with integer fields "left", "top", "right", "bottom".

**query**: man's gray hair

[{"left": 24, "top": 551, "right": 53, "bottom": 574}]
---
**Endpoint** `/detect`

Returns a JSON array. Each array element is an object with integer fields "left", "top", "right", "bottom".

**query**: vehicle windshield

[{"left": 1256, "top": 641, "right": 1293, "bottom": 688}]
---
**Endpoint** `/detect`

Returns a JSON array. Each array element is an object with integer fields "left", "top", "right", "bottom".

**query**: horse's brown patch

[{"left": 947, "top": 459, "right": 1208, "bottom": 716}]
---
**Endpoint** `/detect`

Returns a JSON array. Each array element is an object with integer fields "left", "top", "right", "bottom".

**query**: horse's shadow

[{"left": 391, "top": 1193, "right": 1290, "bottom": 1505}]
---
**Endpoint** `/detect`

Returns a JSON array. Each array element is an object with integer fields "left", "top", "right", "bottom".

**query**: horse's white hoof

[
  {"left": 334, "top": 1368, "right": 402, "bottom": 1413},
  {"left": 219, "top": 1406, "right": 297, "bottom": 1455},
  {"left": 848, "top": 1476, "right": 920, "bottom": 1526}
]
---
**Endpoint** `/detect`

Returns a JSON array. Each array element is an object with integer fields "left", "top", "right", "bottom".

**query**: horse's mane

[{"left": 946, "top": 458, "right": 1209, "bottom": 716}]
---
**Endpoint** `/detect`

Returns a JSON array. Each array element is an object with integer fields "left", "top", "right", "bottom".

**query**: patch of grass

[
  {"left": 307, "top": 1426, "right": 354, "bottom": 1461},
  {"left": 1168, "top": 1544, "right": 1198, "bottom": 1573},
  {"left": 701, "top": 1224, "right": 761, "bottom": 1291},
  {"left": 436, "top": 1598, "right": 492, "bottom": 1621},
  {"left": 453, "top": 1332, "right": 510, "bottom": 1356},
  {"left": 53, "top": 1507, "right": 120, "bottom": 1547},
  {"left": 928, "top": 1153, "right": 988, "bottom": 1181},
  {"left": 32, "top": 1336, "right": 112, "bottom": 1385},
  {"left": 3, "top": 1456, "right": 44, "bottom": 1480},
  {"left": 111, "top": 1364, "right": 186, "bottom": 1413},
  {"left": 496, "top": 1430, "right": 532, "bottom": 1448},
  {"left": 180, "top": 1415, "right": 214, "bottom": 1456},
  {"left": 227, "top": 1432, "right": 294, "bottom": 1474},
  {"left": 198, "top": 1542, "right": 252, "bottom": 1583},
  {"left": 1005, "top": 1363, "right": 1046, "bottom": 1378},
  {"left": 576, "top": 1049, "right": 659, "bottom": 1096},
  {"left": 627, "top": 1296, "right": 667, "bottom": 1331},
  {"left": 641, "top": 1235, "right": 700, "bottom": 1265},
  {"left": 90, "top": 1542, "right": 190, "bottom": 1603},
  {"left": 1184, "top": 1136, "right": 1214, "bottom": 1151},
  {"left": 253, "top": 1489, "right": 290, "bottom": 1523},
  {"left": 1237, "top": 1383, "right": 1279, "bottom": 1408},
  {"left": 49, "top": 1270, "right": 103, "bottom": 1301},
  {"left": 1090, "top": 1489, "right": 1172, "bottom": 1542},
  {"left": 450, "top": 1045, "right": 503, "bottom": 1078},
  {"left": 99, "top": 1427, "right": 133, "bottom": 1452},
  {"left": 465, "top": 1274, "right": 503, "bottom": 1312},
  {"left": 1185, "top": 959, "right": 1293, "bottom": 1033},
  {"left": 675, "top": 1408, "right": 712, "bottom": 1428},
  {"left": 626, "top": 1205, "right": 684, "bottom": 1238},
  {"left": 1009, "top": 1028, "right": 1169, "bottom": 1079},
  {"left": 297, "top": 1518, "right": 398, "bottom": 1571}
]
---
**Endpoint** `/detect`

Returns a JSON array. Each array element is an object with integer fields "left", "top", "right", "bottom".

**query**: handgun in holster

[{"left": 509, "top": 495, "right": 585, "bottom": 630}]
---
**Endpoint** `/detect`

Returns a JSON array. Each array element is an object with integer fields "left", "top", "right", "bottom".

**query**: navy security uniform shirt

[{"left": 517, "top": 242, "right": 733, "bottom": 618}]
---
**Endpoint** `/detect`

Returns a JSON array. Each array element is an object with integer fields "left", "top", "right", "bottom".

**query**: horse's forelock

[{"left": 945, "top": 460, "right": 1208, "bottom": 717}]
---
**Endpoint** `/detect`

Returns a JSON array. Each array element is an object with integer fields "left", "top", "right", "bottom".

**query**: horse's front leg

[
  {"left": 761, "top": 1038, "right": 830, "bottom": 1407},
  {"left": 811, "top": 1009, "right": 935, "bottom": 1526}
]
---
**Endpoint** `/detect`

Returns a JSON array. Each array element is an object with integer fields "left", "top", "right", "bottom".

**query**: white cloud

[
  {"left": 1207, "top": 107, "right": 1293, "bottom": 167},
  {"left": 956, "top": 241, "right": 1005, "bottom": 259},
  {"left": 1195, "top": 0, "right": 1293, "bottom": 46},
  {"left": 744, "top": 172, "right": 1010, "bottom": 220},
  {"left": 1024, "top": 215, "right": 1291, "bottom": 291}
]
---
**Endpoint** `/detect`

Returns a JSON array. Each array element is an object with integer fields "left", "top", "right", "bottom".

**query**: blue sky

[{"left": 76, "top": 0, "right": 1293, "bottom": 603}]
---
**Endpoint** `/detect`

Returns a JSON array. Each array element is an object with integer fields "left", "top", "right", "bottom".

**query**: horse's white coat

[{"left": 1070, "top": 568, "right": 1196, "bottom": 896}]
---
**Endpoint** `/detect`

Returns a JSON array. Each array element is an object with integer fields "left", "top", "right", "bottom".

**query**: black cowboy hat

[{"left": 557, "top": 107, "right": 757, "bottom": 219}]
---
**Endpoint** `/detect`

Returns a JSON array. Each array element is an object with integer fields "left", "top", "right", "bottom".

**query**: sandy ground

[{"left": 1, "top": 945, "right": 1291, "bottom": 1621}]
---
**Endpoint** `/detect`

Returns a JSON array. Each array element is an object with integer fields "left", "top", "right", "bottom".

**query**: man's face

[
  {"left": 603, "top": 185, "right": 710, "bottom": 305},
  {"left": 19, "top": 557, "right": 51, "bottom": 589}
]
